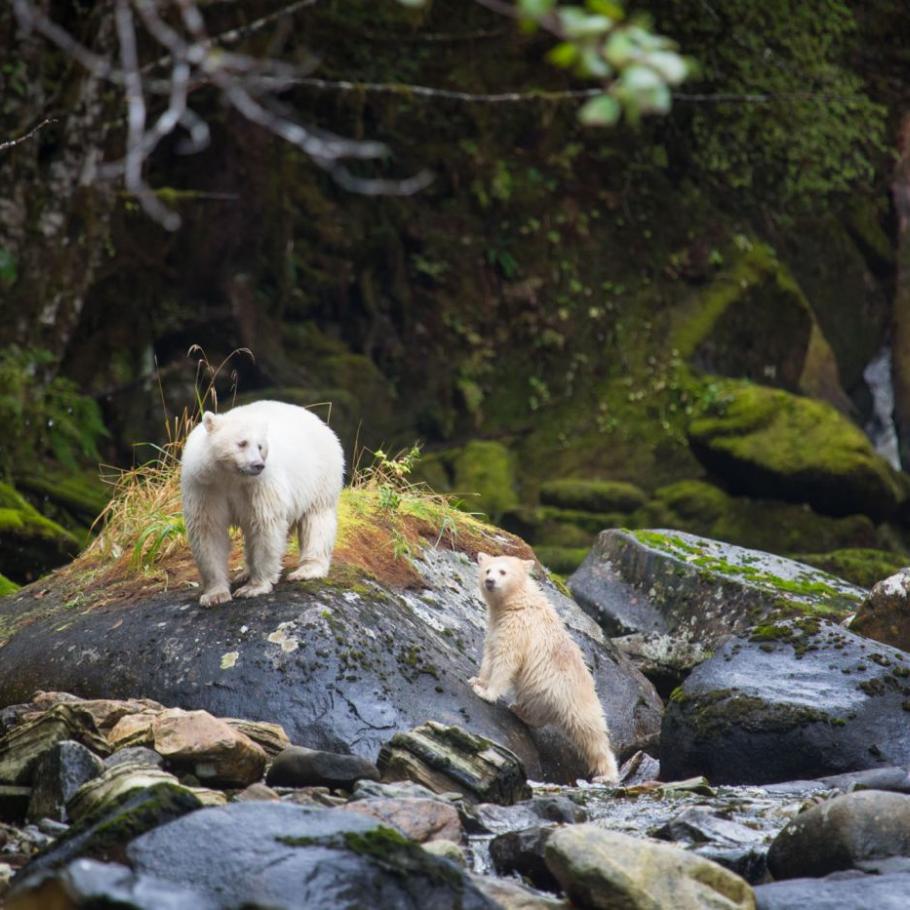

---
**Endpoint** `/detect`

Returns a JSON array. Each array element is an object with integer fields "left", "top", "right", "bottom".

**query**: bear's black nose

[
  {"left": 484, "top": 578, "right": 495, "bottom": 591},
  {"left": 250, "top": 462, "right": 265, "bottom": 474}
]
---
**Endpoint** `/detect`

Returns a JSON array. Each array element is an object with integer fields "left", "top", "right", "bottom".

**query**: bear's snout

[
  {"left": 484, "top": 577, "right": 496, "bottom": 591},
  {"left": 243, "top": 461, "right": 266, "bottom": 475}
]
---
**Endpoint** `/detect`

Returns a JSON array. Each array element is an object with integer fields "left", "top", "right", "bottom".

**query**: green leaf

[
  {"left": 578, "top": 46, "right": 611, "bottom": 78},
  {"left": 586, "top": 0, "right": 624, "bottom": 17},
  {"left": 546, "top": 41, "right": 580, "bottom": 68},
  {"left": 644, "top": 50, "right": 689, "bottom": 84},
  {"left": 578, "top": 93, "right": 621, "bottom": 126},
  {"left": 395, "top": 0, "right": 426, "bottom": 6},
  {"left": 519, "top": 0, "right": 556, "bottom": 16},
  {"left": 559, "top": 8, "right": 613, "bottom": 39}
]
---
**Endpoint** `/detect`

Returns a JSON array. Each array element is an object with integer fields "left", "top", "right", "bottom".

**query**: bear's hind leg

[
  {"left": 288, "top": 506, "right": 337, "bottom": 581},
  {"left": 235, "top": 519, "right": 287, "bottom": 598}
]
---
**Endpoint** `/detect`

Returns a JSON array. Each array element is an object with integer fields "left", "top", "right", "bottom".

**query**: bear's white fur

[
  {"left": 471, "top": 553, "right": 619, "bottom": 782},
  {"left": 180, "top": 400, "right": 344, "bottom": 607}
]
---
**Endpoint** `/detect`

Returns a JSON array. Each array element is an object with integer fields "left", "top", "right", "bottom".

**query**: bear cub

[
  {"left": 471, "top": 553, "right": 619, "bottom": 782},
  {"left": 181, "top": 400, "right": 344, "bottom": 606}
]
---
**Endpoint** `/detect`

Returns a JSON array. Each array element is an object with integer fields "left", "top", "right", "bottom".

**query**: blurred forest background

[{"left": 3, "top": 0, "right": 910, "bottom": 591}]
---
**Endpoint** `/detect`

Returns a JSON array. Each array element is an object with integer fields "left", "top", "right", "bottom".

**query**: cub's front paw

[
  {"left": 471, "top": 681, "right": 495, "bottom": 702},
  {"left": 287, "top": 560, "right": 329, "bottom": 582},
  {"left": 234, "top": 580, "right": 274, "bottom": 598},
  {"left": 200, "top": 588, "right": 232, "bottom": 607}
]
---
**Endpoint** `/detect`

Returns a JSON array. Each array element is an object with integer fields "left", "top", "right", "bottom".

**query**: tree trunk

[{"left": 0, "top": 5, "right": 117, "bottom": 363}]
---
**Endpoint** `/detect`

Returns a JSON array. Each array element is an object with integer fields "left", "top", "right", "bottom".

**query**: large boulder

[
  {"left": 544, "top": 824, "right": 756, "bottom": 910},
  {"left": 754, "top": 871, "right": 910, "bottom": 910},
  {"left": 687, "top": 379, "right": 905, "bottom": 519},
  {"left": 125, "top": 801, "right": 495, "bottom": 910},
  {"left": 0, "top": 549, "right": 661, "bottom": 783},
  {"left": 661, "top": 618, "right": 910, "bottom": 784},
  {"left": 569, "top": 529, "right": 864, "bottom": 682},
  {"left": 851, "top": 569, "right": 910, "bottom": 652},
  {"left": 766, "top": 790, "right": 910, "bottom": 880}
]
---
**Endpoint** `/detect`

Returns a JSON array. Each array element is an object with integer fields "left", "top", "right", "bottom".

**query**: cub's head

[
  {"left": 202, "top": 410, "right": 269, "bottom": 477},
  {"left": 477, "top": 553, "right": 536, "bottom": 600}
]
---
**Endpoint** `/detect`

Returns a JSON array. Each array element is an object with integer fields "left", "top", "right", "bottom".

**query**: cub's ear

[
  {"left": 523, "top": 559, "right": 537, "bottom": 572},
  {"left": 202, "top": 411, "right": 220, "bottom": 433},
  {"left": 477, "top": 552, "right": 491, "bottom": 566}
]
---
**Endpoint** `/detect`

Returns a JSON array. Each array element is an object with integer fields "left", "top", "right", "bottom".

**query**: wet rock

[
  {"left": 151, "top": 709, "right": 267, "bottom": 788},
  {"left": 342, "top": 797, "right": 462, "bottom": 843},
  {"left": 470, "top": 795, "right": 586, "bottom": 836},
  {"left": 852, "top": 570, "right": 910, "bottom": 652},
  {"left": 222, "top": 718, "right": 290, "bottom": 757},
  {"left": 7, "top": 858, "right": 215, "bottom": 910},
  {"left": 754, "top": 871, "right": 910, "bottom": 910},
  {"left": 653, "top": 806, "right": 768, "bottom": 882},
  {"left": 378, "top": 722, "right": 531, "bottom": 805},
  {"left": 470, "top": 873, "right": 569, "bottom": 909},
  {"left": 817, "top": 766, "right": 910, "bottom": 794},
  {"left": 0, "top": 705, "right": 110, "bottom": 785},
  {"left": 619, "top": 750, "right": 661, "bottom": 786},
  {"left": 233, "top": 782, "right": 280, "bottom": 802},
  {"left": 26, "top": 741, "right": 104, "bottom": 822},
  {"left": 14, "top": 782, "right": 202, "bottom": 884},
  {"left": 767, "top": 790, "right": 910, "bottom": 879},
  {"left": 65, "top": 764, "right": 204, "bottom": 823},
  {"left": 422, "top": 839, "right": 465, "bottom": 866},
  {"left": 106, "top": 714, "right": 154, "bottom": 751},
  {"left": 0, "top": 549, "right": 661, "bottom": 785},
  {"left": 126, "top": 801, "right": 497, "bottom": 909},
  {"left": 266, "top": 745, "right": 379, "bottom": 790},
  {"left": 490, "top": 826, "right": 559, "bottom": 892},
  {"left": 661, "top": 619, "right": 910, "bottom": 784},
  {"left": 103, "top": 747, "right": 163, "bottom": 771},
  {"left": 544, "top": 824, "right": 755, "bottom": 910},
  {"left": 28, "top": 694, "right": 165, "bottom": 736},
  {"left": 569, "top": 529, "right": 862, "bottom": 681},
  {"left": 687, "top": 378, "right": 905, "bottom": 519}
]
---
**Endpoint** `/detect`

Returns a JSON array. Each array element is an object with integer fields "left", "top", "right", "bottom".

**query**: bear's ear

[
  {"left": 477, "top": 552, "right": 491, "bottom": 566},
  {"left": 202, "top": 411, "right": 220, "bottom": 433},
  {"left": 523, "top": 559, "right": 536, "bottom": 573}
]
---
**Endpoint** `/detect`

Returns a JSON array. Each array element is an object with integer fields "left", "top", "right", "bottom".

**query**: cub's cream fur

[
  {"left": 471, "top": 553, "right": 619, "bottom": 782},
  {"left": 180, "top": 400, "right": 344, "bottom": 606}
]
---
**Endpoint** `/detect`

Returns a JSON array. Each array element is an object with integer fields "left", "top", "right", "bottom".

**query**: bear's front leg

[
  {"left": 235, "top": 519, "right": 287, "bottom": 598},
  {"left": 185, "top": 499, "right": 232, "bottom": 607},
  {"left": 471, "top": 649, "right": 519, "bottom": 704}
]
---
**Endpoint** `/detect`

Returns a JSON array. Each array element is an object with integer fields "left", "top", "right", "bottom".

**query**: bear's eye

[
  {"left": 499, "top": 569, "right": 506, "bottom": 576},
  {"left": 238, "top": 440, "right": 248, "bottom": 449}
]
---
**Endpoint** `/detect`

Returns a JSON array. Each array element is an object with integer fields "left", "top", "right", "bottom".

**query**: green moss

[
  {"left": 794, "top": 549, "right": 906, "bottom": 589},
  {"left": 536, "top": 546, "right": 589, "bottom": 576},
  {"left": 688, "top": 379, "right": 904, "bottom": 518},
  {"left": 539, "top": 479, "right": 647, "bottom": 513},
  {"left": 684, "top": 688, "right": 834, "bottom": 738},
  {"left": 343, "top": 826, "right": 463, "bottom": 887},
  {"left": 0, "top": 573, "right": 18, "bottom": 597}
]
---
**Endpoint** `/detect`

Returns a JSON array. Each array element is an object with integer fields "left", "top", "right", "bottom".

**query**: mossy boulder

[
  {"left": 568, "top": 529, "right": 865, "bottom": 686},
  {"left": 661, "top": 619, "right": 910, "bottom": 785},
  {"left": 687, "top": 380, "right": 906, "bottom": 519},
  {"left": 539, "top": 479, "right": 647, "bottom": 514},
  {"left": 795, "top": 549, "right": 908, "bottom": 589},
  {"left": 14, "top": 469, "right": 109, "bottom": 537},
  {"left": 0, "top": 482, "right": 81, "bottom": 584},
  {"left": 670, "top": 241, "right": 848, "bottom": 409},
  {"left": 634, "top": 480, "right": 882, "bottom": 556}
]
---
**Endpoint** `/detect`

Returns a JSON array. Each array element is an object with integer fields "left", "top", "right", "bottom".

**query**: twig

[{"left": 0, "top": 117, "right": 57, "bottom": 153}]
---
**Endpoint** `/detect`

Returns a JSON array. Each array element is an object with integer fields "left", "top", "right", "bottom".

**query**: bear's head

[
  {"left": 477, "top": 552, "right": 536, "bottom": 600},
  {"left": 202, "top": 410, "right": 269, "bottom": 477}
]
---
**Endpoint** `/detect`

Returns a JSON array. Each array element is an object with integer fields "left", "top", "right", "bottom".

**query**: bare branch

[{"left": 0, "top": 117, "right": 57, "bottom": 153}]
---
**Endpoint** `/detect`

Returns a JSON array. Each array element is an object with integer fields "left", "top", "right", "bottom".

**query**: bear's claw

[
  {"left": 200, "top": 588, "right": 232, "bottom": 607},
  {"left": 235, "top": 581, "right": 274, "bottom": 598}
]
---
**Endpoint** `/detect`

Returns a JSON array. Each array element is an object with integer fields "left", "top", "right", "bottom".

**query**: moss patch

[
  {"left": 794, "top": 548, "right": 907, "bottom": 589},
  {"left": 0, "top": 573, "right": 18, "bottom": 597},
  {"left": 688, "top": 379, "right": 905, "bottom": 518},
  {"left": 539, "top": 479, "right": 647, "bottom": 513}
]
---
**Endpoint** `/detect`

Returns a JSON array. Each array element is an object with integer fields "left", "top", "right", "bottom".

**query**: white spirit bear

[
  {"left": 181, "top": 400, "right": 344, "bottom": 606},
  {"left": 471, "top": 553, "right": 619, "bottom": 782}
]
